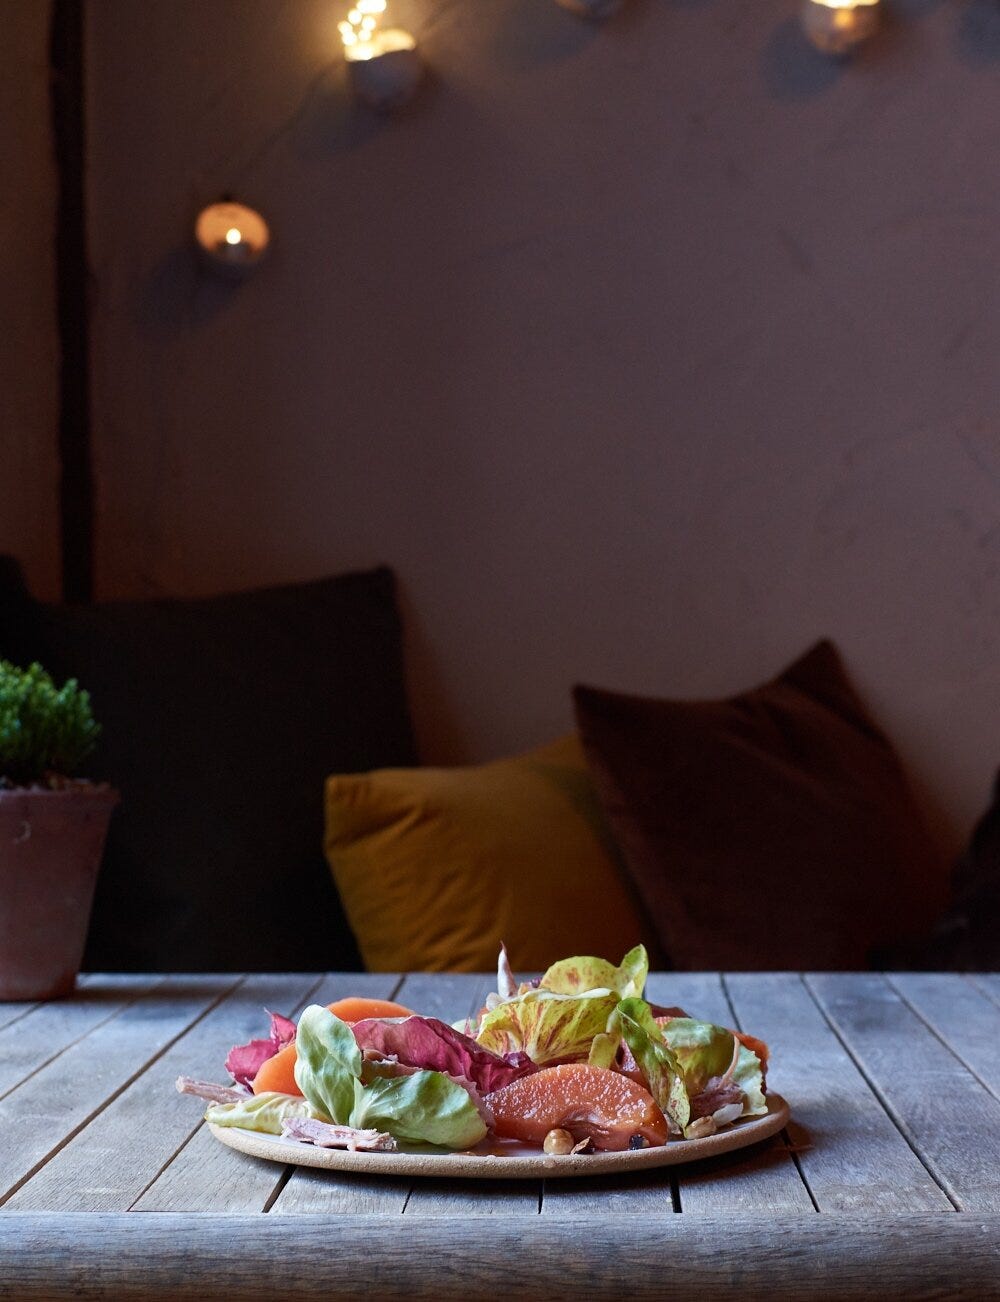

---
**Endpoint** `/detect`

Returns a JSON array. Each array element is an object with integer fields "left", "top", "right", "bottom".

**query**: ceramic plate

[{"left": 208, "top": 1093, "right": 789, "bottom": 1179}]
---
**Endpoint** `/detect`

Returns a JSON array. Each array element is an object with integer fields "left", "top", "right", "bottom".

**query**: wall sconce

[
  {"left": 801, "top": 0, "right": 882, "bottom": 53},
  {"left": 556, "top": 0, "right": 625, "bottom": 16},
  {"left": 194, "top": 201, "right": 270, "bottom": 278},
  {"left": 339, "top": 0, "right": 423, "bottom": 111}
]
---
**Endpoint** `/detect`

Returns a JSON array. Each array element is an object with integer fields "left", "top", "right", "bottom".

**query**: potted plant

[{"left": 0, "top": 660, "right": 118, "bottom": 1000}]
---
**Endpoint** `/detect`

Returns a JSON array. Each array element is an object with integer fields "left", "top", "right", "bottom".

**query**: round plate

[{"left": 208, "top": 1093, "right": 789, "bottom": 1179}]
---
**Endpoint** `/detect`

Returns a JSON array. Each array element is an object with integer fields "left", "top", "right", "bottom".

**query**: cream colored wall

[
  {"left": 0, "top": 0, "right": 60, "bottom": 599},
  {"left": 85, "top": 0, "right": 1000, "bottom": 848}
]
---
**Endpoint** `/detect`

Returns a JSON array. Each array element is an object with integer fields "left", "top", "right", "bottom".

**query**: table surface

[{"left": 1, "top": 970, "right": 999, "bottom": 1301}]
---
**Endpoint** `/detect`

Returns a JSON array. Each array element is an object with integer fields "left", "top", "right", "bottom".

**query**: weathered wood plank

[
  {"left": 2, "top": 1212, "right": 998, "bottom": 1300},
  {"left": 303, "top": 972, "right": 405, "bottom": 1011},
  {"left": 130, "top": 972, "right": 338, "bottom": 1214},
  {"left": 646, "top": 971, "right": 732, "bottom": 1025},
  {"left": 394, "top": 972, "right": 487, "bottom": 1025},
  {"left": 807, "top": 972, "right": 1000, "bottom": 1212},
  {"left": 405, "top": 1177, "right": 539, "bottom": 1217},
  {"left": 271, "top": 1166, "right": 410, "bottom": 1215},
  {"left": 969, "top": 973, "right": 1000, "bottom": 1010},
  {"left": 0, "top": 998, "right": 41, "bottom": 1034},
  {"left": 730, "top": 973, "right": 951, "bottom": 1214},
  {"left": 0, "top": 975, "right": 229, "bottom": 1207},
  {"left": 0, "top": 974, "right": 161, "bottom": 1102},
  {"left": 5, "top": 973, "right": 314, "bottom": 1212},
  {"left": 647, "top": 972, "right": 812, "bottom": 1215},
  {"left": 542, "top": 1168, "right": 675, "bottom": 1216},
  {"left": 888, "top": 973, "right": 1000, "bottom": 1103}
]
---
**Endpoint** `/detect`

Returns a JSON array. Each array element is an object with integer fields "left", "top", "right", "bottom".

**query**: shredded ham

[
  {"left": 175, "top": 1076, "right": 248, "bottom": 1104},
  {"left": 281, "top": 1117, "right": 397, "bottom": 1152}
]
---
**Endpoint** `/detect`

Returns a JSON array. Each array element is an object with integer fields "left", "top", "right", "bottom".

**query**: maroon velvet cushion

[{"left": 573, "top": 641, "right": 948, "bottom": 971}]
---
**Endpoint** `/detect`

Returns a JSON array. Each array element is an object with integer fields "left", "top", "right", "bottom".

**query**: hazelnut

[{"left": 543, "top": 1128, "right": 576, "bottom": 1155}]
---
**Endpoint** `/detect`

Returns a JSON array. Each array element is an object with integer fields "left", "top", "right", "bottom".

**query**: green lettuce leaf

[
  {"left": 205, "top": 1091, "right": 315, "bottom": 1134},
  {"left": 293, "top": 1004, "right": 488, "bottom": 1148},
  {"left": 731, "top": 1044, "right": 767, "bottom": 1116},
  {"left": 537, "top": 944, "right": 649, "bottom": 1001},
  {"left": 615, "top": 998, "right": 690, "bottom": 1130},
  {"left": 294, "top": 1004, "right": 362, "bottom": 1125},
  {"left": 475, "top": 989, "right": 620, "bottom": 1064},
  {"left": 659, "top": 1018, "right": 766, "bottom": 1117},
  {"left": 350, "top": 1070, "right": 487, "bottom": 1149}
]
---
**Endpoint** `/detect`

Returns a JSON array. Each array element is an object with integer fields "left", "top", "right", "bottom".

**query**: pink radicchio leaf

[
  {"left": 350, "top": 1015, "right": 539, "bottom": 1095},
  {"left": 224, "top": 1010, "right": 297, "bottom": 1089}
]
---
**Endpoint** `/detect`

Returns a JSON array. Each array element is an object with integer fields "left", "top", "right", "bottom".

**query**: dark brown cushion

[
  {"left": 0, "top": 558, "right": 417, "bottom": 973},
  {"left": 889, "top": 771, "right": 1000, "bottom": 971},
  {"left": 573, "top": 641, "right": 949, "bottom": 971}
]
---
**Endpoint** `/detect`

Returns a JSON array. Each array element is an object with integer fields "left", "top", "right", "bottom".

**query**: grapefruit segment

[
  {"left": 325, "top": 997, "right": 414, "bottom": 1023},
  {"left": 487, "top": 1063, "right": 669, "bottom": 1151},
  {"left": 251, "top": 1041, "right": 301, "bottom": 1096}
]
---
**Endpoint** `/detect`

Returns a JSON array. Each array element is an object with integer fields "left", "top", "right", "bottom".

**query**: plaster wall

[
  {"left": 85, "top": 0, "right": 1000, "bottom": 847},
  {"left": 0, "top": 0, "right": 59, "bottom": 599}
]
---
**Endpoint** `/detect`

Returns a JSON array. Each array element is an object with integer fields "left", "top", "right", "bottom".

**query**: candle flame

[{"left": 225, "top": 227, "right": 242, "bottom": 245}]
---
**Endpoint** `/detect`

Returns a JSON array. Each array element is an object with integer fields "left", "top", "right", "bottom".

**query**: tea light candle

[
  {"left": 195, "top": 202, "right": 270, "bottom": 277},
  {"left": 802, "top": 0, "right": 881, "bottom": 54},
  {"left": 339, "top": 1, "right": 422, "bottom": 111},
  {"left": 556, "top": 0, "right": 625, "bottom": 17}
]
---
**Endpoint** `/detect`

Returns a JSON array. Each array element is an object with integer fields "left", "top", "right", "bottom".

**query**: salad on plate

[{"left": 177, "top": 945, "right": 770, "bottom": 1157}]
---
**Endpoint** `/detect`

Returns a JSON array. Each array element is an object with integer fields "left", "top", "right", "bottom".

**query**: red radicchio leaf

[
  {"left": 224, "top": 1010, "right": 297, "bottom": 1088},
  {"left": 350, "top": 1016, "right": 539, "bottom": 1094}
]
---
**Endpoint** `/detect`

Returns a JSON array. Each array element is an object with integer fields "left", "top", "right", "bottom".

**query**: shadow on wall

[
  {"left": 957, "top": 0, "right": 1000, "bottom": 64},
  {"left": 493, "top": 0, "right": 599, "bottom": 72},
  {"left": 762, "top": 18, "right": 842, "bottom": 99}
]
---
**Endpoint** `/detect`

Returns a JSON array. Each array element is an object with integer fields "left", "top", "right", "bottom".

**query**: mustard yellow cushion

[{"left": 324, "top": 736, "right": 653, "bottom": 972}]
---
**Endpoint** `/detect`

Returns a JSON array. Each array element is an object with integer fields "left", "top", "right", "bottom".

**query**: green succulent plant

[{"left": 0, "top": 660, "right": 101, "bottom": 787}]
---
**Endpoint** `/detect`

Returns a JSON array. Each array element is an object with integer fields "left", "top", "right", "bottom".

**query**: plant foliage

[{"left": 0, "top": 660, "right": 101, "bottom": 785}]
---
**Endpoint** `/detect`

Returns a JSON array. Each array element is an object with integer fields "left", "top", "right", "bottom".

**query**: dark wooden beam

[{"left": 50, "top": 0, "right": 92, "bottom": 603}]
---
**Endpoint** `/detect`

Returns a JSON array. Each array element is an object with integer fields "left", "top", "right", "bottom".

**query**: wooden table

[{"left": 1, "top": 970, "right": 999, "bottom": 1300}]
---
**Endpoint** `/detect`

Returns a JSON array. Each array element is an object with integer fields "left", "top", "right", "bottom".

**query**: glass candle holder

[
  {"left": 195, "top": 202, "right": 270, "bottom": 278},
  {"left": 344, "top": 28, "right": 422, "bottom": 110},
  {"left": 802, "top": 0, "right": 881, "bottom": 54}
]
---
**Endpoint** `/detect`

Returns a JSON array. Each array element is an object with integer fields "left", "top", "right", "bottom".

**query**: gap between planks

[
  {"left": 0, "top": 974, "right": 245, "bottom": 1210},
  {"left": 720, "top": 972, "right": 821, "bottom": 1215},
  {"left": 884, "top": 973, "right": 1000, "bottom": 1106},
  {"left": 801, "top": 974, "right": 961, "bottom": 1211}
]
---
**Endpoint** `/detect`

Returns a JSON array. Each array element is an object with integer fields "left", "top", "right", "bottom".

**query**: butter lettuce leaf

[
  {"left": 294, "top": 1004, "right": 362, "bottom": 1125},
  {"left": 660, "top": 1017, "right": 766, "bottom": 1117},
  {"left": 206, "top": 1091, "right": 315, "bottom": 1134},
  {"left": 731, "top": 1044, "right": 767, "bottom": 1116},
  {"left": 615, "top": 998, "right": 690, "bottom": 1130},
  {"left": 350, "top": 1070, "right": 487, "bottom": 1149},
  {"left": 537, "top": 945, "right": 649, "bottom": 1001},
  {"left": 476, "top": 989, "right": 620, "bottom": 1064}
]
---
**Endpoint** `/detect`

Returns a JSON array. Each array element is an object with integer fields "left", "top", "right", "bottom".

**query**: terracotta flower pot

[{"left": 0, "top": 785, "right": 119, "bottom": 1000}]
